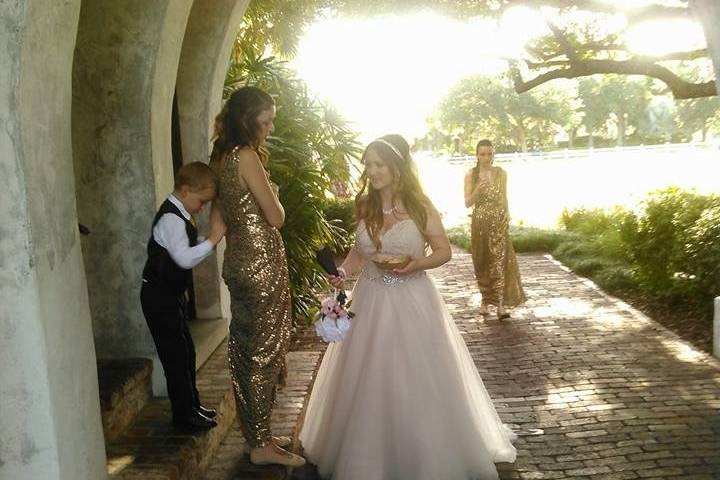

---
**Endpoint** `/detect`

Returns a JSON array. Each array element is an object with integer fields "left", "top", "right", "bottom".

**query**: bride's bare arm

[
  {"left": 328, "top": 239, "right": 364, "bottom": 289},
  {"left": 340, "top": 242, "right": 364, "bottom": 278}
]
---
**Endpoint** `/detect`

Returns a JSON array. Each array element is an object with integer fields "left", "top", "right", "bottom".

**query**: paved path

[{"left": 209, "top": 248, "right": 720, "bottom": 480}]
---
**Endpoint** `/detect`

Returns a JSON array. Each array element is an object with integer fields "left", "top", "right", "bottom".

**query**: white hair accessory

[{"left": 373, "top": 138, "right": 404, "bottom": 160}]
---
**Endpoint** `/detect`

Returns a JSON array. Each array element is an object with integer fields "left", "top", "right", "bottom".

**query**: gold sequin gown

[
  {"left": 470, "top": 166, "right": 526, "bottom": 307},
  {"left": 218, "top": 147, "right": 293, "bottom": 448},
  {"left": 300, "top": 220, "right": 516, "bottom": 479}
]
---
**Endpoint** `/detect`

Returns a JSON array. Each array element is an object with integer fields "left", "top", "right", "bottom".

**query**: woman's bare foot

[
  {"left": 497, "top": 307, "right": 510, "bottom": 320},
  {"left": 250, "top": 443, "right": 306, "bottom": 467}
]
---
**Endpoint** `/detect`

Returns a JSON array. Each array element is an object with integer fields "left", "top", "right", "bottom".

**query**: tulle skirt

[{"left": 299, "top": 272, "right": 516, "bottom": 480}]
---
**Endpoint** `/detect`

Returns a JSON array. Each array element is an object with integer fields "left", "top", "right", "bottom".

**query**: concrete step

[
  {"left": 97, "top": 358, "right": 153, "bottom": 443},
  {"left": 105, "top": 339, "right": 235, "bottom": 479}
]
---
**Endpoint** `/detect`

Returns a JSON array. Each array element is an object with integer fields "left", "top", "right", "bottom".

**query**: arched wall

[
  {"left": 72, "top": 0, "right": 195, "bottom": 368},
  {"left": 176, "top": 0, "right": 251, "bottom": 321},
  {"left": 0, "top": 1, "right": 106, "bottom": 478}
]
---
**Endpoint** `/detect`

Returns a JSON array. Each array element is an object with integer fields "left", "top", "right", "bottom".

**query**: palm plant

[{"left": 225, "top": 47, "right": 362, "bottom": 322}]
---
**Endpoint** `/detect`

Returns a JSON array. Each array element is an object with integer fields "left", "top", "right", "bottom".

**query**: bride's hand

[
  {"left": 392, "top": 258, "right": 421, "bottom": 275},
  {"left": 328, "top": 274, "right": 345, "bottom": 289},
  {"left": 328, "top": 267, "right": 346, "bottom": 289}
]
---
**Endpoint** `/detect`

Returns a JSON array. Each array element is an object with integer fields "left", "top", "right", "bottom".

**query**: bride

[{"left": 299, "top": 134, "right": 517, "bottom": 480}]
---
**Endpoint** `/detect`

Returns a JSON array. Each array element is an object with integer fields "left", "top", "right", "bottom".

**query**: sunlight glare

[
  {"left": 660, "top": 338, "right": 706, "bottom": 364},
  {"left": 626, "top": 19, "right": 706, "bottom": 56},
  {"left": 293, "top": 12, "right": 509, "bottom": 141},
  {"left": 498, "top": 6, "right": 550, "bottom": 58}
]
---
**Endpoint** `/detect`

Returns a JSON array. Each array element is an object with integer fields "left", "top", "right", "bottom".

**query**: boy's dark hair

[{"left": 174, "top": 162, "right": 217, "bottom": 191}]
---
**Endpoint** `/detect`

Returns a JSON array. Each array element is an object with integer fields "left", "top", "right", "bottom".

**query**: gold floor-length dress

[
  {"left": 219, "top": 146, "right": 293, "bottom": 448},
  {"left": 470, "top": 166, "right": 526, "bottom": 307}
]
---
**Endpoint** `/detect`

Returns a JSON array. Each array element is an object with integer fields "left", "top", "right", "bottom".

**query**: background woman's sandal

[
  {"left": 250, "top": 444, "right": 306, "bottom": 467},
  {"left": 272, "top": 435, "right": 292, "bottom": 448}
]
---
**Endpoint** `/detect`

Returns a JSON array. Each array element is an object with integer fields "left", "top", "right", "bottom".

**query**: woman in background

[{"left": 464, "top": 139, "right": 526, "bottom": 319}]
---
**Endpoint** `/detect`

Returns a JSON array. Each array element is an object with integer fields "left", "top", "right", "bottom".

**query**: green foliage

[
  {"left": 435, "top": 74, "right": 574, "bottom": 152},
  {"left": 225, "top": 48, "right": 362, "bottom": 322},
  {"left": 578, "top": 75, "right": 652, "bottom": 146},
  {"left": 621, "top": 188, "right": 720, "bottom": 304},
  {"left": 446, "top": 226, "right": 472, "bottom": 251},
  {"left": 449, "top": 188, "right": 719, "bottom": 319},
  {"left": 676, "top": 96, "right": 720, "bottom": 141},
  {"left": 238, "top": 0, "right": 339, "bottom": 58},
  {"left": 322, "top": 197, "right": 357, "bottom": 255},
  {"left": 448, "top": 225, "right": 577, "bottom": 254},
  {"left": 510, "top": 227, "right": 578, "bottom": 253},
  {"left": 685, "top": 206, "right": 720, "bottom": 303}
]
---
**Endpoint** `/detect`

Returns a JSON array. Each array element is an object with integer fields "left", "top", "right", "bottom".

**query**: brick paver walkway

[{"left": 210, "top": 249, "right": 720, "bottom": 480}]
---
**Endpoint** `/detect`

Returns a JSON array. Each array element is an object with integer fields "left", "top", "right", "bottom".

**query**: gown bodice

[{"left": 356, "top": 219, "right": 427, "bottom": 286}]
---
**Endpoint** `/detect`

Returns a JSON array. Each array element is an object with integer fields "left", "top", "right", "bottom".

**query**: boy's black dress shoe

[
  {"left": 173, "top": 411, "right": 217, "bottom": 429},
  {"left": 197, "top": 405, "right": 217, "bottom": 418}
]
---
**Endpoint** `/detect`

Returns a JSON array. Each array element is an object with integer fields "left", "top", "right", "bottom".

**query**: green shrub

[
  {"left": 448, "top": 189, "right": 719, "bottom": 322},
  {"left": 621, "top": 187, "right": 719, "bottom": 301},
  {"left": 593, "top": 265, "right": 636, "bottom": 291},
  {"left": 684, "top": 205, "right": 720, "bottom": 305},
  {"left": 323, "top": 197, "right": 356, "bottom": 255},
  {"left": 225, "top": 51, "right": 362, "bottom": 322},
  {"left": 511, "top": 227, "right": 578, "bottom": 253},
  {"left": 447, "top": 225, "right": 472, "bottom": 251}
]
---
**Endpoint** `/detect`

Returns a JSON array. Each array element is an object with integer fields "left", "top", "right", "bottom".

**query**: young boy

[{"left": 140, "top": 162, "right": 226, "bottom": 429}]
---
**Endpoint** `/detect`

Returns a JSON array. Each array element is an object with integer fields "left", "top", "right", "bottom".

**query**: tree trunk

[
  {"left": 518, "top": 126, "right": 528, "bottom": 152},
  {"left": 588, "top": 130, "right": 594, "bottom": 148},
  {"left": 568, "top": 127, "right": 576, "bottom": 148},
  {"left": 617, "top": 113, "right": 626, "bottom": 146},
  {"left": 690, "top": 0, "right": 720, "bottom": 96}
]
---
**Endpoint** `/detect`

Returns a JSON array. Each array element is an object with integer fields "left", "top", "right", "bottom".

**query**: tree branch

[
  {"left": 511, "top": 58, "right": 716, "bottom": 99},
  {"left": 635, "top": 48, "right": 709, "bottom": 62},
  {"left": 513, "top": 0, "right": 689, "bottom": 23},
  {"left": 545, "top": 20, "right": 579, "bottom": 62},
  {"left": 526, "top": 48, "right": 709, "bottom": 68}
]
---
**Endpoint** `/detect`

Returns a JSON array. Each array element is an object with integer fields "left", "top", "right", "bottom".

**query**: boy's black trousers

[{"left": 140, "top": 282, "right": 200, "bottom": 419}]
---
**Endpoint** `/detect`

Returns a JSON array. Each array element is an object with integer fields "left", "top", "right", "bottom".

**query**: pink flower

[{"left": 321, "top": 297, "right": 339, "bottom": 320}]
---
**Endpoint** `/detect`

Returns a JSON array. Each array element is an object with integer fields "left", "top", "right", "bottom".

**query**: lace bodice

[{"left": 356, "top": 219, "right": 427, "bottom": 286}]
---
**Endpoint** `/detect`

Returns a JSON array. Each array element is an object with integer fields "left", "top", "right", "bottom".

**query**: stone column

[
  {"left": 0, "top": 1, "right": 107, "bottom": 478},
  {"left": 72, "top": 0, "right": 197, "bottom": 395},
  {"left": 176, "top": 0, "right": 251, "bottom": 320},
  {"left": 72, "top": 0, "right": 194, "bottom": 392}
]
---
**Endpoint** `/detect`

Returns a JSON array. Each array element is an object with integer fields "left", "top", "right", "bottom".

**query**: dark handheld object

[
  {"left": 316, "top": 247, "right": 339, "bottom": 276},
  {"left": 315, "top": 247, "right": 348, "bottom": 306},
  {"left": 78, "top": 223, "right": 91, "bottom": 236}
]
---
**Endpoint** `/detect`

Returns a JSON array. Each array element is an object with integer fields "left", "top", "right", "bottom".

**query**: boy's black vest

[{"left": 142, "top": 198, "right": 198, "bottom": 296}]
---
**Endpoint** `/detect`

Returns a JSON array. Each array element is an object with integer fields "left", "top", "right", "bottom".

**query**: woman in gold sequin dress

[
  {"left": 209, "top": 87, "right": 305, "bottom": 467},
  {"left": 300, "top": 135, "right": 516, "bottom": 480},
  {"left": 464, "top": 139, "right": 526, "bottom": 319}
]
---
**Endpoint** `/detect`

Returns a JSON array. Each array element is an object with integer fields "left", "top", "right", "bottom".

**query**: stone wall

[
  {"left": 0, "top": 1, "right": 107, "bottom": 478},
  {"left": 72, "top": 0, "right": 194, "bottom": 366},
  {"left": 177, "top": 0, "right": 251, "bottom": 321}
]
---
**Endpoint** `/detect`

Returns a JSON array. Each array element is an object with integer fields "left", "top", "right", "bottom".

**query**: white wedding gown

[{"left": 300, "top": 219, "right": 516, "bottom": 480}]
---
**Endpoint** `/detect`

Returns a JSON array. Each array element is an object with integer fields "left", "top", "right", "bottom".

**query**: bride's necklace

[{"left": 382, "top": 205, "right": 397, "bottom": 215}]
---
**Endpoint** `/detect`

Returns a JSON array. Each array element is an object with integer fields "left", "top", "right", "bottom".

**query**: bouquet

[
  {"left": 314, "top": 247, "right": 355, "bottom": 343},
  {"left": 314, "top": 291, "right": 354, "bottom": 343}
]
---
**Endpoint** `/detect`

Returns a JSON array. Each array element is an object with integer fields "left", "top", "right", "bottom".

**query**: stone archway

[
  {"left": 174, "top": 0, "right": 251, "bottom": 365},
  {"left": 72, "top": 0, "right": 195, "bottom": 395}
]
